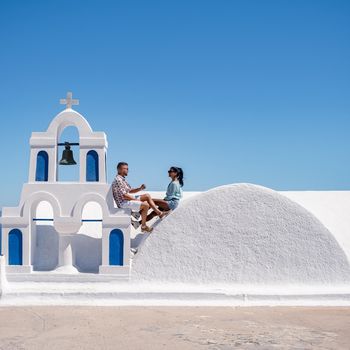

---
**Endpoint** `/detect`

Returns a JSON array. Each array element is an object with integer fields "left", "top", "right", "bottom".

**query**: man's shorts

[{"left": 120, "top": 200, "right": 142, "bottom": 212}]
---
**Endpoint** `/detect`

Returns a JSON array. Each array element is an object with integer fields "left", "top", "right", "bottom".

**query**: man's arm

[
  {"left": 112, "top": 178, "right": 142, "bottom": 202},
  {"left": 129, "top": 184, "right": 146, "bottom": 194},
  {"left": 123, "top": 184, "right": 146, "bottom": 200},
  {"left": 123, "top": 193, "right": 138, "bottom": 201}
]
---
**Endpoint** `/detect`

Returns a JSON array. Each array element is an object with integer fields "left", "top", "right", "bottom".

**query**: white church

[
  {"left": 1, "top": 92, "right": 350, "bottom": 305},
  {"left": 1, "top": 92, "right": 131, "bottom": 278}
]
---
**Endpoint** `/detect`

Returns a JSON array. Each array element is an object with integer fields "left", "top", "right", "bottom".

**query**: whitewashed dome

[{"left": 131, "top": 183, "right": 350, "bottom": 284}]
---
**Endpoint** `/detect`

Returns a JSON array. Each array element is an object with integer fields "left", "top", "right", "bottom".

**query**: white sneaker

[
  {"left": 130, "top": 247, "right": 138, "bottom": 257},
  {"left": 131, "top": 211, "right": 141, "bottom": 220},
  {"left": 131, "top": 220, "right": 141, "bottom": 230}
]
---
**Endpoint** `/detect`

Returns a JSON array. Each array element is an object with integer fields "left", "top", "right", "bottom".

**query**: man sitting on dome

[{"left": 112, "top": 162, "right": 166, "bottom": 233}]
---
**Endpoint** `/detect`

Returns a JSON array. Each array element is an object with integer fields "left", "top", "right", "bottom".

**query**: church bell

[{"left": 59, "top": 142, "right": 77, "bottom": 165}]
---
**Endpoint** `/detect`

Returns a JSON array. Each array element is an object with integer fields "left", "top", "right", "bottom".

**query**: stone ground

[{"left": 0, "top": 307, "right": 349, "bottom": 349}]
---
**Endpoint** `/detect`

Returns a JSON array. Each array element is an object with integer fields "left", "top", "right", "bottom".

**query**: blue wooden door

[
  {"left": 86, "top": 150, "right": 99, "bottom": 182},
  {"left": 9, "top": 229, "right": 23, "bottom": 265},
  {"left": 36, "top": 151, "right": 49, "bottom": 181},
  {"left": 109, "top": 229, "right": 124, "bottom": 265}
]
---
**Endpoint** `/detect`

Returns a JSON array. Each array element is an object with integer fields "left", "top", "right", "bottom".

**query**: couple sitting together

[{"left": 112, "top": 162, "right": 184, "bottom": 233}]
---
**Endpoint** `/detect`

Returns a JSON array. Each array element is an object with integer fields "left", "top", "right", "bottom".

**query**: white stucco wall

[
  {"left": 280, "top": 191, "right": 350, "bottom": 261},
  {"left": 2, "top": 187, "right": 349, "bottom": 273},
  {"left": 29, "top": 188, "right": 350, "bottom": 263}
]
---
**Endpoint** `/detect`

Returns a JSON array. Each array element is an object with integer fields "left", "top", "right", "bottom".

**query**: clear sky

[{"left": 0, "top": 0, "right": 349, "bottom": 207}]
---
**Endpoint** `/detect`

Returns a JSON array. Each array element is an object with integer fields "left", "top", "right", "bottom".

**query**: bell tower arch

[{"left": 28, "top": 92, "right": 108, "bottom": 184}]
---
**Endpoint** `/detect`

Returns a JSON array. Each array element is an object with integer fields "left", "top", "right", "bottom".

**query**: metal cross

[{"left": 60, "top": 92, "right": 79, "bottom": 109}]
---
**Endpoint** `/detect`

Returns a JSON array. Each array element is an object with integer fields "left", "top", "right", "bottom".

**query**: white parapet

[{"left": 0, "top": 255, "right": 8, "bottom": 296}]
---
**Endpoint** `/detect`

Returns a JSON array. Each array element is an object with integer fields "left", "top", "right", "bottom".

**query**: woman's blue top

[{"left": 164, "top": 180, "right": 182, "bottom": 201}]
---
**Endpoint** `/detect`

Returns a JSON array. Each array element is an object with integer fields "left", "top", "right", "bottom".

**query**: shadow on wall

[
  {"left": 33, "top": 226, "right": 59, "bottom": 271},
  {"left": 33, "top": 226, "right": 102, "bottom": 273},
  {"left": 131, "top": 233, "right": 148, "bottom": 249},
  {"left": 74, "top": 234, "right": 102, "bottom": 273}
]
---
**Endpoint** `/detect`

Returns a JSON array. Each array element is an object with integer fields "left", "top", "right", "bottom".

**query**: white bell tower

[
  {"left": 28, "top": 92, "right": 108, "bottom": 184},
  {"left": 1, "top": 93, "right": 131, "bottom": 278}
]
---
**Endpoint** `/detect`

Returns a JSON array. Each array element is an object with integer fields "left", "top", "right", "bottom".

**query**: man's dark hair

[{"left": 117, "top": 162, "right": 128, "bottom": 169}]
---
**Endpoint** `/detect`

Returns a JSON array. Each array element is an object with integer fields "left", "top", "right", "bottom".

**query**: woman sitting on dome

[
  {"left": 131, "top": 166, "right": 184, "bottom": 229},
  {"left": 154, "top": 166, "right": 184, "bottom": 211}
]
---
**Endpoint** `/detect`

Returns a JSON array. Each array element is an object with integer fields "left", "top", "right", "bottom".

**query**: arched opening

[
  {"left": 35, "top": 151, "right": 49, "bottom": 181},
  {"left": 32, "top": 200, "right": 58, "bottom": 271},
  {"left": 79, "top": 200, "right": 103, "bottom": 238},
  {"left": 86, "top": 150, "right": 99, "bottom": 182},
  {"left": 109, "top": 229, "right": 124, "bottom": 266},
  {"left": 75, "top": 201, "right": 103, "bottom": 272},
  {"left": 9, "top": 229, "right": 23, "bottom": 265},
  {"left": 34, "top": 200, "right": 54, "bottom": 223},
  {"left": 57, "top": 126, "right": 80, "bottom": 181}
]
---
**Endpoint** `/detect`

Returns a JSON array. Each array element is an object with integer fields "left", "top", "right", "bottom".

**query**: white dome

[{"left": 131, "top": 183, "right": 350, "bottom": 284}]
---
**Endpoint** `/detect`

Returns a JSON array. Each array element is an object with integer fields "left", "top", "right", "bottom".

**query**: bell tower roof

[{"left": 47, "top": 109, "right": 93, "bottom": 139}]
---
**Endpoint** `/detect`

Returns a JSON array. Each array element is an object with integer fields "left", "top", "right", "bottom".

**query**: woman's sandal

[{"left": 141, "top": 225, "right": 153, "bottom": 233}]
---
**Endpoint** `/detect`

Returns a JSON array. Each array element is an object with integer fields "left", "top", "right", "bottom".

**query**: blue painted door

[
  {"left": 86, "top": 150, "right": 99, "bottom": 182},
  {"left": 109, "top": 229, "right": 124, "bottom": 265},
  {"left": 36, "top": 151, "right": 49, "bottom": 181},
  {"left": 9, "top": 229, "right": 23, "bottom": 265}
]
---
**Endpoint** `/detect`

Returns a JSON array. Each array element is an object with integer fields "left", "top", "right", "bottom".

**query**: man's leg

[
  {"left": 139, "top": 194, "right": 165, "bottom": 217},
  {"left": 140, "top": 202, "right": 150, "bottom": 227}
]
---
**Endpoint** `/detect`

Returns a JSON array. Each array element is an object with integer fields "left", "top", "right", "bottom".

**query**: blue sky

[{"left": 0, "top": 0, "right": 349, "bottom": 207}]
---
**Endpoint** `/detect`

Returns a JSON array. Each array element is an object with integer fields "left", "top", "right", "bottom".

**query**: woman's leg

[
  {"left": 144, "top": 199, "right": 171, "bottom": 222},
  {"left": 153, "top": 199, "right": 171, "bottom": 211},
  {"left": 139, "top": 194, "right": 164, "bottom": 216},
  {"left": 146, "top": 210, "right": 157, "bottom": 222}
]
